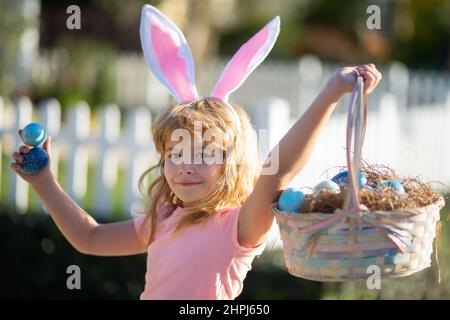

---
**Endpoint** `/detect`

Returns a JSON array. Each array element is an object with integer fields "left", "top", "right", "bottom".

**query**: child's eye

[
  {"left": 197, "top": 152, "right": 213, "bottom": 159},
  {"left": 169, "top": 152, "right": 181, "bottom": 159},
  {"left": 168, "top": 151, "right": 214, "bottom": 161}
]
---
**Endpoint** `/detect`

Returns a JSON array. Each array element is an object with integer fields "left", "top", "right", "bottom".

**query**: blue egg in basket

[
  {"left": 376, "top": 180, "right": 406, "bottom": 195},
  {"left": 21, "top": 147, "right": 49, "bottom": 174},
  {"left": 331, "top": 170, "right": 367, "bottom": 189},
  {"left": 22, "top": 123, "right": 47, "bottom": 147},
  {"left": 313, "top": 180, "right": 340, "bottom": 196},
  {"left": 278, "top": 187, "right": 305, "bottom": 213}
]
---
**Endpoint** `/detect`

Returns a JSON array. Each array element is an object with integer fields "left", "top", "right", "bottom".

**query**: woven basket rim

[
  {"left": 272, "top": 196, "right": 445, "bottom": 222},
  {"left": 286, "top": 266, "right": 430, "bottom": 282}
]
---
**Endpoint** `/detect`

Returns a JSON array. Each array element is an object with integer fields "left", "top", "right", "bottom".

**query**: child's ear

[
  {"left": 211, "top": 16, "right": 280, "bottom": 102},
  {"left": 140, "top": 4, "right": 198, "bottom": 102}
]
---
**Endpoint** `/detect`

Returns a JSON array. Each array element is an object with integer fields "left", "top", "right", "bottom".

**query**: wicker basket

[
  {"left": 272, "top": 76, "right": 445, "bottom": 281},
  {"left": 272, "top": 198, "right": 444, "bottom": 281}
]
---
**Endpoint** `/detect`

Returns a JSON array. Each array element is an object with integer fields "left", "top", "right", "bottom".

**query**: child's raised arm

[
  {"left": 238, "top": 64, "right": 382, "bottom": 248},
  {"left": 11, "top": 135, "right": 146, "bottom": 256}
]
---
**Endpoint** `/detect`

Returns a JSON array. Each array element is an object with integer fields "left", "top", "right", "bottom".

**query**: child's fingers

[
  {"left": 352, "top": 67, "right": 362, "bottom": 79},
  {"left": 363, "top": 65, "right": 382, "bottom": 87},
  {"left": 365, "top": 63, "right": 381, "bottom": 75},
  {"left": 10, "top": 162, "right": 23, "bottom": 174},
  {"left": 361, "top": 69, "right": 377, "bottom": 83},
  {"left": 363, "top": 71, "right": 377, "bottom": 91},
  {"left": 43, "top": 136, "right": 52, "bottom": 157},
  {"left": 359, "top": 70, "right": 377, "bottom": 93},
  {"left": 12, "top": 152, "right": 24, "bottom": 164},
  {"left": 19, "top": 145, "right": 31, "bottom": 154},
  {"left": 358, "top": 64, "right": 382, "bottom": 82}
]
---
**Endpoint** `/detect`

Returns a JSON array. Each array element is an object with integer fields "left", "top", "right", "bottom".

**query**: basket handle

[{"left": 342, "top": 74, "right": 368, "bottom": 216}]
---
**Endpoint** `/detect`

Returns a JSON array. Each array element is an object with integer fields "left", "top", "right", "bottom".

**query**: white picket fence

[
  {"left": 1, "top": 89, "right": 450, "bottom": 219},
  {"left": 34, "top": 52, "right": 450, "bottom": 117},
  {"left": 0, "top": 96, "right": 157, "bottom": 217}
]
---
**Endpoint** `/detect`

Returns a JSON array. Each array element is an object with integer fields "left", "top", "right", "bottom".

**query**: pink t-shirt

[{"left": 133, "top": 203, "right": 266, "bottom": 300}]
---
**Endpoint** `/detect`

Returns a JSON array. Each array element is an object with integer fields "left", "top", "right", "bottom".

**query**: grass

[{"left": 0, "top": 152, "right": 8, "bottom": 204}]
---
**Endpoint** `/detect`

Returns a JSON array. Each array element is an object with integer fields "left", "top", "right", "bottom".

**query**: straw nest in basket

[{"left": 301, "top": 160, "right": 446, "bottom": 214}]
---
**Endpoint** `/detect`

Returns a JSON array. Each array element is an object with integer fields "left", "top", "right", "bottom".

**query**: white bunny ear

[
  {"left": 140, "top": 4, "right": 198, "bottom": 103},
  {"left": 211, "top": 16, "right": 280, "bottom": 102}
]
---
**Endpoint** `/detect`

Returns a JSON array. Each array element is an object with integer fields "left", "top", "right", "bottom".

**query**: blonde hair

[{"left": 137, "top": 97, "right": 261, "bottom": 246}]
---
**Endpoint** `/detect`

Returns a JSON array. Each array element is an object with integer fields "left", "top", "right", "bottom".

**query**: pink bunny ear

[
  {"left": 211, "top": 16, "right": 280, "bottom": 102},
  {"left": 140, "top": 5, "right": 198, "bottom": 103}
]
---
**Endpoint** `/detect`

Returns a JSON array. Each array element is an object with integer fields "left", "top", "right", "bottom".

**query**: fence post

[
  {"left": 297, "top": 55, "right": 323, "bottom": 117},
  {"left": 253, "top": 97, "right": 291, "bottom": 150},
  {"left": 375, "top": 93, "right": 400, "bottom": 166},
  {"left": 388, "top": 62, "right": 409, "bottom": 111},
  {"left": 124, "top": 106, "right": 153, "bottom": 216},
  {"left": 443, "top": 91, "right": 450, "bottom": 189},
  {"left": 94, "top": 104, "right": 121, "bottom": 217},
  {"left": 66, "top": 102, "right": 91, "bottom": 206},
  {"left": 9, "top": 97, "right": 33, "bottom": 213}
]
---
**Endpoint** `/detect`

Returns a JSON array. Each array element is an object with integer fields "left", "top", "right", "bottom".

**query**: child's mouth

[{"left": 177, "top": 182, "right": 202, "bottom": 187}]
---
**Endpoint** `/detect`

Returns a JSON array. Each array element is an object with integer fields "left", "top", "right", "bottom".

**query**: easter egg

[
  {"left": 278, "top": 187, "right": 305, "bottom": 213},
  {"left": 313, "top": 180, "right": 340, "bottom": 196},
  {"left": 332, "top": 171, "right": 367, "bottom": 189},
  {"left": 22, "top": 123, "right": 47, "bottom": 147},
  {"left": 21, "top": 147, "right": 49, "bottom": 174},
  {"left": 376, "top": 181, "right": 406, "bottom": 195}
]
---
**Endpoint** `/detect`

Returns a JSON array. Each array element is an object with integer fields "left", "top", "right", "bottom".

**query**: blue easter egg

[
  {"left": 313, "top": 180, "right": 340, "bottom": 196},
  {"left": 278, "top": 187, "right": 305, "bottom": 213},
  {"left": 22, "top": 123, "right": 47, "bottom": 147},
  {"left": 331, "top": 171, "right": 367, "bottom": 189},
  {"left": 376, "top": 181, "right": 406, "bottom": 195},
  {"left": 362, "top": 185, "right": 375, "bottom": 191},
  {"left": 21, "top": 147, "right": 49, "bottom": 174}
]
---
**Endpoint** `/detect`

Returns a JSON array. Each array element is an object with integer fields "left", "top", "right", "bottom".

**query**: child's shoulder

[
  {"left": 213, "top": 206, "right": 242, "bottom": 225},
  {"left": 214, "top": 205, "right": 267, "bottom": 255},
  {"left": 216, "top": 205, "right": 241, "bottom": 216}
]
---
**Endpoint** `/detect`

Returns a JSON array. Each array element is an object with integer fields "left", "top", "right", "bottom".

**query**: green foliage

[
  {"left": 0, "top": 0, "right": 28, "bottom": 95},
  {"left": 31, "top": 39, "right": 117, "bottom": 112},
  {"left": 219, "top": 0, "right": 450, "bottom": 68},
  {"left": 0, "top": 207, "right": 146, "bottom": 299}
]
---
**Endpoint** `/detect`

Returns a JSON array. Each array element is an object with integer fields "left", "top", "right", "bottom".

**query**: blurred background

[{"left": 0, "top": 0, "right": 449, "bottom": 299}]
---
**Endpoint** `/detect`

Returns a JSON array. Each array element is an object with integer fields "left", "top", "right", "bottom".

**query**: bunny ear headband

[{"left": 140, "top": 4, "right": 280, "bottom": 123}]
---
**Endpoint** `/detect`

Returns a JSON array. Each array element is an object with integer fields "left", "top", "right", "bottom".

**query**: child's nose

[{"left": 178, "top": 164, "right": 195, "bottom": 175}]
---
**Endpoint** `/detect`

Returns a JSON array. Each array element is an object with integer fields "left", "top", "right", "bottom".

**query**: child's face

[{"left": 163, "top": 138, "right": 224, "bottom": 208}]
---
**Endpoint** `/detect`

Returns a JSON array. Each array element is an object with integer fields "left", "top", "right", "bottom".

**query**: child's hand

[
  {"left": 328, "top": 64, "right": 382, "bottom": 96},
  {"left": 10, "top": 130, "right": 54, "bottom": 187}
]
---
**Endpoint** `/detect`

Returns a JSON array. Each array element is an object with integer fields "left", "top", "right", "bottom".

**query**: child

[{"left": 10, "top": 5, "right": 381, "bottom": 300}]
